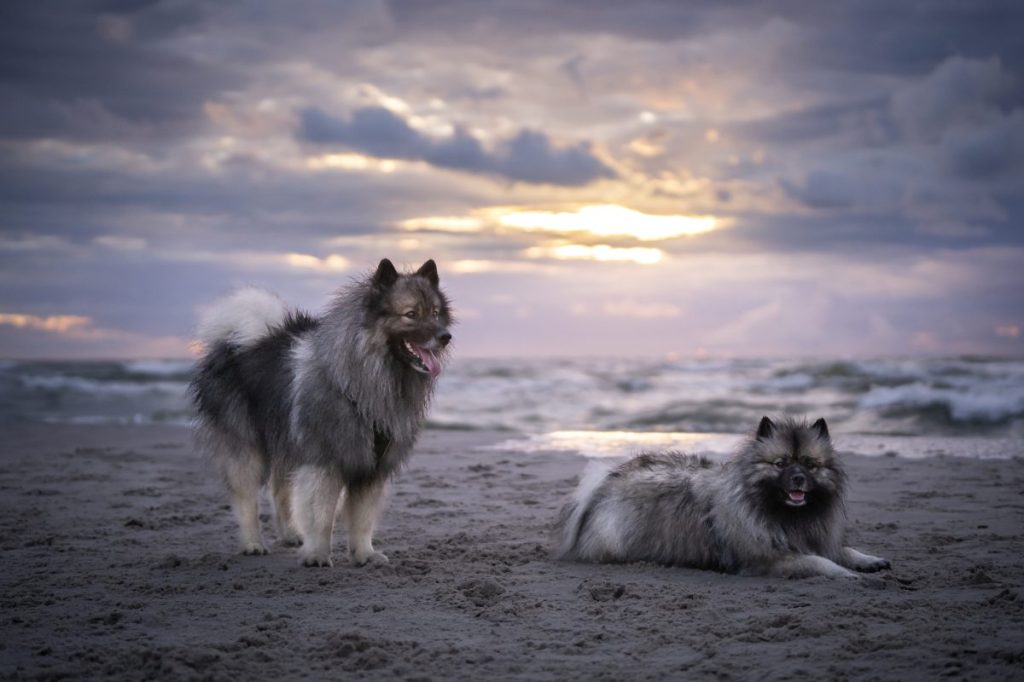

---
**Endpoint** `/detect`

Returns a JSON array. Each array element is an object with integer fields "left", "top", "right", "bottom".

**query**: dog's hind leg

[
  {"left": 221, "top": 452, "right": 268, "bottom": 555},
  {"left": 291, "top": 466, "right": 343, "bottom": 567},
  {"left": 270, "top": 469, "right": 302, "bottom": 547},
  {"left": 343, "top": 480, "right": 390, "bottom": 566}
]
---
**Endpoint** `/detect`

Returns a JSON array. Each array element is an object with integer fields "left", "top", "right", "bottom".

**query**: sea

[{"left": 2, "top": 356, "right": 1022, "bottom": 458}]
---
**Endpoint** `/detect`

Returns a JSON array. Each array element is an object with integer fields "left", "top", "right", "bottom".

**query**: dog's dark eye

[
  {"left": 807, "top": 462, "right": 819, "bottom": 471},
  {"left": 404, "top": 310, "right": 418, "bottom": 319},
  {"left": 772, "top": 460, "right": 785, "bottom": 469}
]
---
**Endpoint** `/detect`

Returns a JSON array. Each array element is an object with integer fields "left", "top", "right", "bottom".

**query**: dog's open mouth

[
  {"left": 402, "top": 340, "right": 442, "bottom": 378},
  {"left": 785, "top": 489, "right": 807, "bottom": 506}
]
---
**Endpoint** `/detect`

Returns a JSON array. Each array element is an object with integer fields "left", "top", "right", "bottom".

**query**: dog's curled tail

[
  {"left": 554, "top": 459, "right": 611, "bottom": 560},
  {"left": 195, "top": 287, "right": 289, "bottom": 350}
]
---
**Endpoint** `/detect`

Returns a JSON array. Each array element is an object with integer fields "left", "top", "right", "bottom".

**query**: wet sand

[{"left": 1, "top": 424, "right": 1022, "bottom": 680}]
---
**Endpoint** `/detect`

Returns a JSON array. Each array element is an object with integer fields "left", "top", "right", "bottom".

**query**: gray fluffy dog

[
  {"left": 555, "top": 416, "right": 890, "bottom": 579},
  {"left": 190, "top": 258, "right": 452, "bottom": 567}
]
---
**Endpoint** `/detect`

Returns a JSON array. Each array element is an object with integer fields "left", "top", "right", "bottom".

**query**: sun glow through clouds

[
  {"left": 283, "top": 253, "right": 350, "bottom": 271},
  {"left": 305, "top": 153, "right": 398, "bottom": 173},
  {"left": 398, "top": 216, "right": 486, "bottom": 232},
  {"left": 0, "top": 313, "right": 93, "bottom": 334},
  {"left": 524, "top": 244, "right": 664, "bottom": 265},
  {"left": 493, "top": 204, "right": 717, "bottom": 241}
]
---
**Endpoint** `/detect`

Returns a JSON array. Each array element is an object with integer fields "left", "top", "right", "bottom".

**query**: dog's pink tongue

[
  {"left": 789, "top": 490, "right": 806, "bottom": 503},
  {"left": 413, "top": 345, "right": 442, "bottom": 378}
]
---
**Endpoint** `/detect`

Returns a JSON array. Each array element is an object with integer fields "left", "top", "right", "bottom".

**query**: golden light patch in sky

[
  {"left": 449, "top": 260, "right": 546, "bottom": 274},
  {"left": 398, "top": 216, "right": 485, "bottom": 232},
  {"left": 283, "top": 253, "right": 350, "bottom": 271},
  {"left": 494, "top": 204, "right": 717, "bottom": 241},
  {"left": 569, "top": 301, "right": 681, "bottom": 318},
  {"left": 306, "top": 153, "right": 398, "bottom": 173},
  {"left": 627, "top": 137, "right": 665, "bottom": 157},
  {"left": 524, "top": 244, "right": 664, "bottom": 265},
  {"left": 0, "top": 313, "right": 92, "bottom": 334}
]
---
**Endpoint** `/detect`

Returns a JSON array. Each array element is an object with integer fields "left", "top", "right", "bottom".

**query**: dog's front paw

[
  {"left": 856, "top": 556, "right": 891, "bottom": 573},
  {"left": 300, "top": 552, "right": 333, "bottom": 568},
  {"left": 351, "top": 550, "right": 389, "bottom": 567},
  {"left": 842, "top": 547, "right": 891, "bottom": 573},
  {"left": 279, "top": 534, "right": 303, "bottom": 548},
  {"left": 240, "top": 542, "right": 268, "bottom": 556}
]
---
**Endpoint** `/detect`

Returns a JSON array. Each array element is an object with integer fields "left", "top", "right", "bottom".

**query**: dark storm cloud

[
  {"left": 387, "top": 0, "right": 1024, "bottom": 76},
  {"left": 890, "top": 57, "right": 1018, "bottom": 141},
  {"left": 0, "top": 152, "right": 492, "bottom": 250},
  {"left": 1, "top": 0, "right": 1022, "bottom": 359},
  {"left": 299, "top": 106, "right": 616, "bottom": 186},
  {"left": 779, "top": 0, "right": 1024, "bottom": 76},
  {"left": 732, "top": 97, "right": 895, "bottom": 146},
  {"left": 942, "top": 115, "right": 1024, "bottom": 180},
  {"left": 386, "top": 0, "right": 768, "bottom": 43},
  {"left": 0, "top": 1, "right": 240, "bottom": 141}
]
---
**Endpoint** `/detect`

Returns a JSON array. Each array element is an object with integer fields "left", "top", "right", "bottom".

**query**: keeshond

[
  {"left": 555, "top": 416, "right": 890, "bottom": 579},
  {"left": 190, "top": 259, "right": 452, "bottom": 567}
]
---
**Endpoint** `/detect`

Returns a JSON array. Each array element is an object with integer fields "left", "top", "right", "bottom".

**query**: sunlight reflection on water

[{"left": 488, "top": 430, "right": 741, "bottom": 458}]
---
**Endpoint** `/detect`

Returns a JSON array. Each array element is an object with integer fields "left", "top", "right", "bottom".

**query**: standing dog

[
  {"left": 190, "top": 259, "right": 453, "bottom": 567},
  {"left": 555, "top": 416, "right": 890, "bottom": 578}
]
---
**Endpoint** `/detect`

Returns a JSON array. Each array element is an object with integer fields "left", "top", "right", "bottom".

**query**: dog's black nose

[
  {"left": 438, "top": 332, "right": 452, "bottom": 347},
  {"left": 790, "top": 472, "right": 806, "bottom": 487}
]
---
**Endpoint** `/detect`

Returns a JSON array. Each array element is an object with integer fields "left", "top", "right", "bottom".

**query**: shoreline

[{"left": 1, "top": 424, "right": 1022, "bottom": 679}]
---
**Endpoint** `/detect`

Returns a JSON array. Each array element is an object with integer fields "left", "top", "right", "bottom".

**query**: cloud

[
  {"left": 0, "top": 313, "right": 94, "bottom": 335},
  {"left": 523, "top": 244, "right": 663, "bottom": 265},
  {"left": 0, "top": 311, "right": 189, "bottom": 359},
  {"left": 1, "top": 0, "right": 1023, "bottom": 359},
  {"left": 891, "top": 56, "right": 1017, "bottom": 142},
  {"left": 0, "top": 2, "right": 240, "bottom": 141},
  {"left": 733, "top": 97, "right": 893, "bottom": 146},
  {"left": 602, "top": 300, "right": 681, "bottom": 319},
  {"left": 779, "top": 155, "right": 912, "bottom": 212},
  {"left": 782, "top": 3, "right": 1024, "bottom": 75},
  {"left": 298, "top": 106, "right": 615, "bottom": 186},
  {"left": 941, "top": 110, "right": 1024, "bottom": 179}
]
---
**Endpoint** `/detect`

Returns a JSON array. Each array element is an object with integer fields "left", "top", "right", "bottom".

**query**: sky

[{"left": 1, "top": 0, "right": 1022, "bottom": 360}]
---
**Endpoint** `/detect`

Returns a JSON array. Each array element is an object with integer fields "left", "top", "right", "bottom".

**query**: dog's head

[
  {"left": 368, "top": 258, "right": 454, "bottom": 378},
  {"left": 739, "top": 416, "right": 845, "bottom": 519}
]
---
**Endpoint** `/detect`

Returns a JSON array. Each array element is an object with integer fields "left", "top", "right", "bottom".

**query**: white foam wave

[
  {"left": 121, "top": 359, "right": 193, "bottom": 376},
  {"left": 859, "top": 381, "right": 1024, "bottom": 422}
]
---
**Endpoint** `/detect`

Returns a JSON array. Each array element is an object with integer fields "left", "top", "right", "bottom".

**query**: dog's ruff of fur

[
  {"left": 190, "top": 259, "right": 453, "bottom": 567},
  {"left": 555, "top": 416, "right": 890, "bottom": 579}
]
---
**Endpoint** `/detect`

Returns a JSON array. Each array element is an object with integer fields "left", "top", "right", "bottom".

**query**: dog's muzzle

[
  {"left": 783, "top": 464, "right": 811, "bottom": 507},
  {"left": 402, "top": 330, "right": 451, "bottom": 378}
]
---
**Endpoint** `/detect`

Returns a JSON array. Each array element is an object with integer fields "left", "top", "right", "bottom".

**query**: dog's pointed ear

[
  {"left": 373, "top": 258, "right": 399, "bottom": 288},
  {"left": 416, "top": 259, "right": 439, "bottom": 288},
  {"left": 812, "top": 417, "right": 830, "bottom": 441},
  {"left": 756, "top": 416, "right": 775, "bottom": 440}
]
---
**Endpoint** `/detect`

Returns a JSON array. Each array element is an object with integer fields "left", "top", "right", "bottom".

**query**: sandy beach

[{"left": 1, "top": 423, "right": 1022, "bottom": 680}]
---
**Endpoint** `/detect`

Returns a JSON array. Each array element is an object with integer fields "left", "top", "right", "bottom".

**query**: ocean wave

[
  {"left": 2, "top": 356, "right": 1022, "bottom": 436},
  {"left": 768, "top": 360, "right": 925, "bottom": 393},
  {"left": 121, "top": 359, "right": 194, "bottom": 378},
  {"left": 859, "top": 382, "right": 1024, "bottom": 425},
  {"left": 18, "top": 374, "right": 188, "bottom": 396}
]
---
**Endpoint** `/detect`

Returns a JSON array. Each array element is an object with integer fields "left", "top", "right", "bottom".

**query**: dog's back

[
  {"left": 191, "top": 288, "right": 318, "bottom": 465},
  {"left": 555, "top": 452, "right": 721, "bottom": 568}
]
